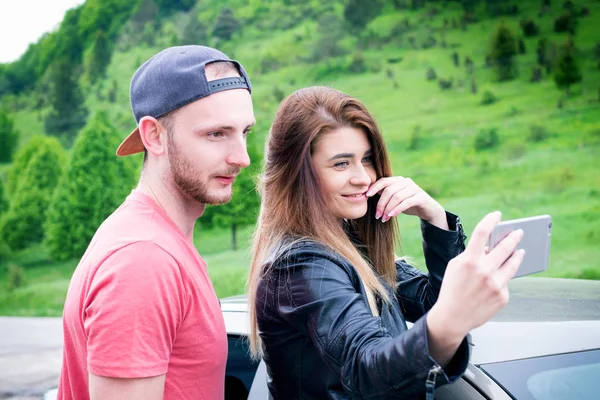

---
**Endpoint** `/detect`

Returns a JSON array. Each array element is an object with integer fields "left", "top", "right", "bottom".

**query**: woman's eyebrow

[{"left": 327, "top": 153, "right": 354, "bottom": 162}]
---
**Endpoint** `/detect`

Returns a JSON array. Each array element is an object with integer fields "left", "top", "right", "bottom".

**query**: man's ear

[{"left": 139, "top": 116, "right": 166, "bottom": 157}]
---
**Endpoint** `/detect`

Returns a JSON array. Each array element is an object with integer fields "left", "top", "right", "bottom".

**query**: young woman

[{"left": 247, "top": 86, "right": 524, "bottom": 399}]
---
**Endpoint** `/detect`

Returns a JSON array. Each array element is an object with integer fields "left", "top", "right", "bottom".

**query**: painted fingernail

[
  {"left": 375, "top": 211, "right": 382, "bottom": 219},
  {"left": 366, "top": 190, "right": 372, "bottom": 197},
  {"left": 388, "top": 211, "right": 396, "bottom": 217},
  {"left": 382, "top": 216, "right": 389, "bottom": 223}
]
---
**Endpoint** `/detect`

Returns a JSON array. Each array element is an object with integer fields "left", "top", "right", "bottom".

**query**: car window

[
  {"left": 480, "top": 349, "right": 600, "bottom": 400},
  {"left": 225, "top": 334, "right": 259, "bottom": 400}
]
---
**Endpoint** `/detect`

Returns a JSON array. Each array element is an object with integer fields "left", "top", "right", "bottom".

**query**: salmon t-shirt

[{"left": 58, "top": 190, "right": 227, "bottom": 399}]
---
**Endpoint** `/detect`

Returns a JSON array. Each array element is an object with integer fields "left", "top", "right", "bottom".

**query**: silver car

[{"left": 221, "top": 277, "right": 600, "bottom": 400}]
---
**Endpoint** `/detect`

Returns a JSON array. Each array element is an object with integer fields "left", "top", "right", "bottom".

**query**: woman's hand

[
  {"left": 366, "top": 176, "right": 447, "bottom": 229},
  {"left": 427, "top": 211, "right": 525, "bottom": 358}
]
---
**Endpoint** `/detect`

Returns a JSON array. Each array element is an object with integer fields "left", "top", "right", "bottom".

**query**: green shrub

[
  {"left": 0, "top": 179, "right": 7, "bottom": 215},
  {"left": 407, "top": 125, "right": 422, "bottom": 151},
  {"left": 528, "top": 125, "right": 550, "bottom": 142},
  {"left": 45, "top": 111, "right": 138, "bottom": 261},
  {"left": 474, "top": 128, "right": 500, "bottom": 151},
  {"left": 6, "top": 263, "right": 25, "bottom": 291},
  {"left": 481, "top": 90, "right": 498, "bottom": 105},
  {"left": 0, "top": 138, "right": 66, "bottom": 250},
  {"left": 0, "top": 238, "right": 11, "bottom": 264},
  {"left": 5, "top": 136, "right": 59, "bottom": 197},
  {"left": 0, "top": 110, "right": 19, "bottom": 163},
  {"left": 426, "top": 67, "right": 437, "bottom": 81},
  {"left": 348, "top": 52, "right": 368, "bottom": 74}
]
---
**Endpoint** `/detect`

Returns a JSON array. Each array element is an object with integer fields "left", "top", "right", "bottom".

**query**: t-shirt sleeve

[{"left": 83, "top": 241, "right": 187, "bottom": 378}]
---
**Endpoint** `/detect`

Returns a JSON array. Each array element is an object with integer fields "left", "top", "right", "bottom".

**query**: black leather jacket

[{"left": 255, "top": 212, "right": 471, "bottom": 399}]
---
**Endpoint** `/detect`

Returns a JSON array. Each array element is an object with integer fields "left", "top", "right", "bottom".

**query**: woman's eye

[
  {"left": 362, "top": 156, "right": 373, "bottom": 165},
  {"left": 334, "top": 161, "right": 349, "bottom": 168}
]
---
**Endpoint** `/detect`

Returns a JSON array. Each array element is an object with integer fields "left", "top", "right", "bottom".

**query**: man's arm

[{"left": 89, "top": 373, "right": 166, "bottom": 400}]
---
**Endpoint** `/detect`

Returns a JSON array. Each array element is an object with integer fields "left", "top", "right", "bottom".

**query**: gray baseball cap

[{"left": 116, "top": 45, "right": 252, "bottom": 157}]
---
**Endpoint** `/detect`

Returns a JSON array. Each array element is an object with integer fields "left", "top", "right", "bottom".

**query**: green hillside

[{"left": 0, "top": 0, "right": 599, "bottom": 316}]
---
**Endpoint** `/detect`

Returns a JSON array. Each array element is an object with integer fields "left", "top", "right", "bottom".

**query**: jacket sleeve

[
  {"left": 396, "top": 211, "right": 467, "bottom": 323},
  {"left": 274, "top": 247, "right": 468, "bottom": 399}
]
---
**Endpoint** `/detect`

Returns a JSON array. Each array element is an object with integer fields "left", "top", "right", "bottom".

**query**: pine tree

[
  {"left": 5, "top": 135, "right": 57, "bottom": 197},
  {"left": 0, "top": 137, "right": 66, "bottom": 250},
  {"left": 45, "top": 111, "right": 138, "bottom": 261},
  {"left": 88, "top": 30, "right": 111, "bottom": 83},
  {"left": 0, "top": 179, "right": 8, "bottom": 215},
  {"left": 212, "top": 8, "right": 241, "bottom": 41},
  {"left": 554, "top": 42, "right": 582, "bottom": 96},
  {"left": 0, "top": 109, "right": 19, "bottom": 163},
  {"left": 131, "top": 0, "right": 159, "bottom": 31},
  {"left": 343, "top": 0, "right": 384, "bottom": 32},
  {"left": 209, "top": 141, "right": 261, "bottom": 250},
  {"left": 181, "top": 13, "right": 207, "bottom": 45},
  {"left": 490, "top": 22, "right": 518, "bottom": 81},
  {"left": 44, "top": 58, "right": 88, "bottom": 146}
]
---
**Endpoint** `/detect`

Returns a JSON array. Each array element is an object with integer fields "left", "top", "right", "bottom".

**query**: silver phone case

[{"left": 488, "top": 215, "right": 552, "bottom": 278}]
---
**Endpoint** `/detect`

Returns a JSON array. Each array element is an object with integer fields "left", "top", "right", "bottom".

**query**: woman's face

[{"left": 312, "top": 127, "right": 377, "bottom": 220}]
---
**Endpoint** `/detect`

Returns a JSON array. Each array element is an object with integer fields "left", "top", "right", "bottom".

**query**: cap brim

[{"left": 116, "top": 127, "right": 145, "bottom": 157}]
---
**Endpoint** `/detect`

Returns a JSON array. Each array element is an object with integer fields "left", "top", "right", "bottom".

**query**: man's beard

[{"left": 167, "top": 134, "right": 238, "bottom": 205}]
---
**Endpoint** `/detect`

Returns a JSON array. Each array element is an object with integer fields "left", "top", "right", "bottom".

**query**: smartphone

[{"left": 488, "top": 215, "right": 552, "bottom": 278}]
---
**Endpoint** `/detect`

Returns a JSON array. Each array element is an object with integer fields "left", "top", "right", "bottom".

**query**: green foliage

[
  {"left": 0, "top": 238, "right": 11, "bottom": 264},
  {"left": 348, "top": 52, "right": 368, "bottom": 73},
  {"left": 407, "top": 125, "right": 422, "bottom": 151},
  {"left": 213, "top": 8, "right": 241, "bottom": 41},
  {"left": 554, "top": 42, "right": 582, "bottom": 95},
  {"left": 528, "top": 125, "right": 550, "bottom": 142},
  {"left": 0, "top": 180, "right": 7, "bottom": 215},
  {"left": 78, "top": 0, "right": 136, "bottom": 43},
  {"left": 474, "top": 127, "right": 500, "bottom": 151},
  {"left": 490, "top": 22, "right": 517, "bottom": 81},
  {"left": 0, "top": 138, "right": 66, "bottom": 250},
  {"left": 131, "top": 0, "right": 159, "bottom": 30},
  {"left": 554, "top": 12, "right": 578, "bottom": 35},
  {"left": 44, "top": 58, "right": 88, "bottom": 146},
  {"left": 6, "top": 264, "right": 25, "bottom": 292},
  {"left": 311, "top": 12, "right": 348, "bottom": 62},
  {"left": 155, "top": 0, "right": 195, "bottom": 13},
  {"left": 481, "top": 90, "right": 498, "bottom": 105},
  {"left": 426, "top": 67, "right": 437, "bottom": 81},
  {"left": 5, "top": 135, "right": 61, "bottom": 198},
  {"left": 343, "top": 0, "right": 384, "bottom": 32},
  {"left": 520, "top": 19, "right": 540, "bottom": 37},
  {"left": 87, "top": 30, "right": 112, "bottom": 83},
  {"left": 181, "top": 13, "right": 208, "bottom": 46},
  {"left": 208, "top": 141, "right": 261, "bottom": 250},
  {"left": 45, "top": 111, "right": 137, "bottom": 261},
  {"left": 0, "top": 109, "right": 19, "bottom": 163}
]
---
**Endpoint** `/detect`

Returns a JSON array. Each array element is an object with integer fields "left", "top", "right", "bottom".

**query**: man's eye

[{"left": 208, "top": 131, "right": 224, "bottom": 138}]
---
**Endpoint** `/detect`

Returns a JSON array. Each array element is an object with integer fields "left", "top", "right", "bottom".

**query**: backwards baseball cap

[{"left": 116, "top": 45, "right": 252, "bottom": 157}]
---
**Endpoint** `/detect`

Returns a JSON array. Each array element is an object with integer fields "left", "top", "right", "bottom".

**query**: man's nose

[{"left": 226, "top": 137, "right": 251, "bottom": 168}]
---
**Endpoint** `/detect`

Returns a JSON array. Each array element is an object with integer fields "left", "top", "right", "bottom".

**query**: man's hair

[
  {"left": 142, "top": 61, "right": 240, "bottom": 163},
  {"left": 247, "top": 86, "right": 400, "bottom": 358}
]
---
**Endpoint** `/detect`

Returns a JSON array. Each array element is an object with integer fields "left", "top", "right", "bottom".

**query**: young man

[{"left": 57, "top": 45, "right": 255, "bottom": 399}]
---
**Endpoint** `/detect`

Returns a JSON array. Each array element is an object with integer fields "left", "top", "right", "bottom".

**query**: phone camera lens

[{"left": 548, "top": 222, "right": 552, "bottom": 228}]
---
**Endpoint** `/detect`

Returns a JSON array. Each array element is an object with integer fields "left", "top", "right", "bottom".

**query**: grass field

[{"left": 1, "top": 0, "right": 599, "bottom": 316}]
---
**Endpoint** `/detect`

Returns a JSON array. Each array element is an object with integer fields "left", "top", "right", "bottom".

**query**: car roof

[{"left": 221, "top": 277, "right": 600, "bottom": 363}]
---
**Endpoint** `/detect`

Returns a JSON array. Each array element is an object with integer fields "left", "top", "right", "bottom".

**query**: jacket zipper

[{"left": 425, "top": 365, "right": 442, "bottom": 400}]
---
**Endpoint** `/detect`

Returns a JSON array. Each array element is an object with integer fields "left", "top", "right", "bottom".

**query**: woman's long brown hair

[{"left": 248, "top": 86, "right": 399, "bottom": 358}]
